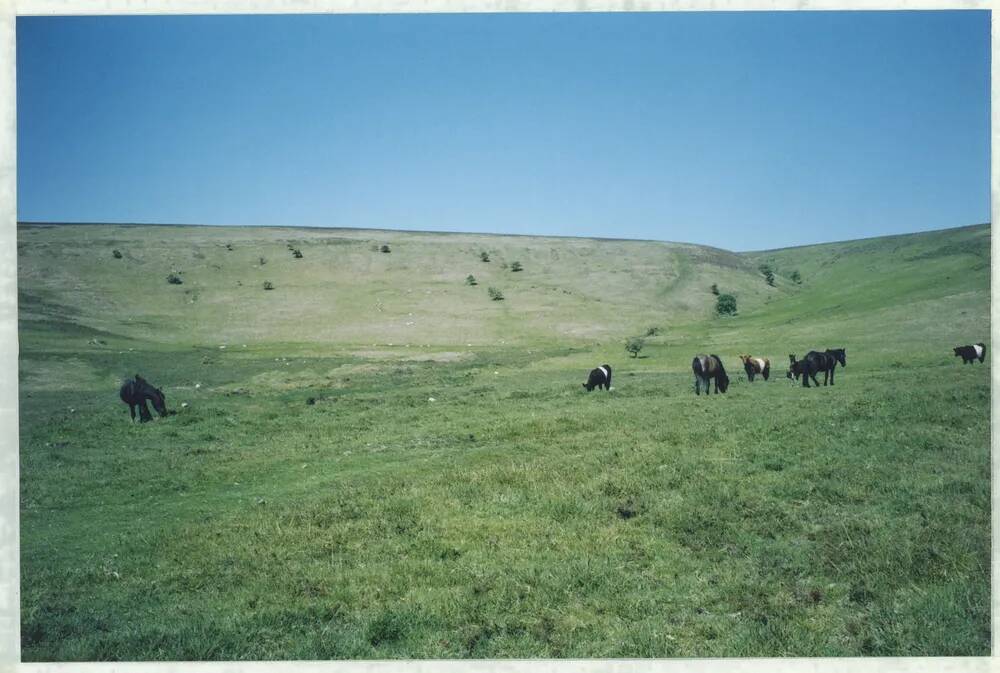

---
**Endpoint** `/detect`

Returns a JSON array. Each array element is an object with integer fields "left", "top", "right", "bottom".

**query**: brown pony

[
  {"left": 692, "top": 354, "right": 729, "bottom": 395},
  {"left": 739, "top": 355, "right": 770, "bottom": 382}
]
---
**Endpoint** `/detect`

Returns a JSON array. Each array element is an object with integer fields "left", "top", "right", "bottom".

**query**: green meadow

[{"left": 17, "top": 222, "right": 990, "bottom": 660}]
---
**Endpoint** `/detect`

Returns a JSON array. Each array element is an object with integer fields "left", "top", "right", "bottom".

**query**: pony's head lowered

[
  {"left": 786, "top": 354, "right": 801, "bottom": 380},
  {"left": 827, "top": 348, "right": 846, "bottom": 367},
  {"left": 135, "top": 374, "right": 168, "bottom": 417},
  {"left": 710, "top": 355, "right": 729, "bottom": 393}
]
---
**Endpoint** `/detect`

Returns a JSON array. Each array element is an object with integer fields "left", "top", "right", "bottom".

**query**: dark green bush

[{"left": 716, "top": 293, "right": 737, "bottom": 316}]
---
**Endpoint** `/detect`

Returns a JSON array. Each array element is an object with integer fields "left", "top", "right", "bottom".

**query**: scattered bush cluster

[
  {"left": 263, "top": 281, "right": 274, "bottom": 291},
  {"left": 510, "top": 261, "right": 523, "bottom": 272},
  {"left": 479, "top": 251, "right": 490, "bottom": 262},
  {"left": 292, "top": 249, "right": 303, "bottom": 259},
  {"left": 488, "top": 287, "right": 504, "bottom": 301},
  {"left": 381, "top": 245, "right": 391, "bottom": 254},
  {"left": 466, "top": 275, "right": 478, "bottom": 286},
  {"left": 645, "top": 326, "right": 661, "bottom": 337},
  {"left": 166, "top": 273, "right": 183, "bottom": 285},
  {"left": 790, "top": 270, "right": 802, "bottom": 284},
  {"left": 112, "top": 249, "right": 123, "bottom": 259},
  {"left": 710, "top": 283, "right": 719, "bottom": 295},
  {"left": 758, "top": 263, "right": 775, "bottom": 287}
]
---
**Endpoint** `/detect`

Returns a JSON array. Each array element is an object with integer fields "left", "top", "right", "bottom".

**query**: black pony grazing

[
  {"left": 583, "top": 364, "right": 613, "bottom": 391},
  {"left": 120, "top": 374, "right": 167, "bottom": 422},
  {"left": 793, "top": 349, "right": 846, "bottom": 387},
  {"left": 692, "top": 354, "right": 729, "bottom": 395},
  {"left": 954, "top": 343, "right": 986, "bottom": 364},
  {"left": 786, "top": 354, "right": 805, "bottom": 382}
]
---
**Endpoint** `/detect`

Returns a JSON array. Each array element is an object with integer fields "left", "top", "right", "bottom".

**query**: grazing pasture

[{"left": 17, "top": 222, "right": 990, "bottom": 659}]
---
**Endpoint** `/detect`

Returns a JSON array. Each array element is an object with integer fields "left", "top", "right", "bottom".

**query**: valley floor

[{"left": 19, "top": 340, "right": 990, "bottom": 659}]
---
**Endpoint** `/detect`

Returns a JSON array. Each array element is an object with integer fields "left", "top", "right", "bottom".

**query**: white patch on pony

[
  {"left": 598, "top": 366, "right": 609, "bottom": 381},
  {"left": 974, "top": 344, "right": 984, "bottom": 358},
  {"left": 753, "top": 358, "right": 766, "bottom": 371}
]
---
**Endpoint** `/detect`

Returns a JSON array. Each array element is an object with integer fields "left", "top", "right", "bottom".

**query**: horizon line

[{"left": 16, "top": 220, "right": 990, "bottom": 255}]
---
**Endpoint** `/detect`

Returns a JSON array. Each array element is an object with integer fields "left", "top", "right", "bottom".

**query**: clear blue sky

[{"left": 16, "top": 11, "right": 991, "bottom": 251}]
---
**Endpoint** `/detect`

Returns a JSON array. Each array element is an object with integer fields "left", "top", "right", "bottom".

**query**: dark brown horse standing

[
  {"left": 120, "top": 374, "right": 167, "bottom": 422},
  {"left": 739, "top": 355, "right": 770, "bottom": 382},
  {"left": 790, "top": 349, "right": 846, "bottom": 387},
  {"left": 692, "top": 354, "right": 729, "bottom": 395}
]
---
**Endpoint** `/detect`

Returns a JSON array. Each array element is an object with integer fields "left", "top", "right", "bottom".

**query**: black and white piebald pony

[
  {"left": 739, "top": 355, "right": 770, "bottom": 382},
  {"left": 792, "top": 349, "right": 846, "bottom": 387},
  {"left": 692, "top": 354, "right": 729, "bottom": 395},
  {"left": 954, "top": 343, "right": 986, "bottom": 364},
  {"left": 583, "top": 364, "right": 613, "bottom": 391},
  {"left": 120, "top": 374, "right": 167, "bottom": 422}
]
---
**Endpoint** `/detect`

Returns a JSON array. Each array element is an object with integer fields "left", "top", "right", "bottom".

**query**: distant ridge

[{"left": 17, "top": 220, "right": 989, "bottom": 254}]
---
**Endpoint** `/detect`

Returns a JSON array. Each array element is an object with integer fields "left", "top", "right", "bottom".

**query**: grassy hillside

[
  {"left": 17, "top": 223, "right": 777, "bottom": 347},
  {"left": 17, "top": 222, "right": 990, "bottom": 660}
]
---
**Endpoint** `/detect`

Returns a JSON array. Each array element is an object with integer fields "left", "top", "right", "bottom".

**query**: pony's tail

[
  {"left": 692, "top": 357, "right": 704, "bottom": 377},
  {"left": 980, "top": 344, "right": 987, "bottom": 362}
]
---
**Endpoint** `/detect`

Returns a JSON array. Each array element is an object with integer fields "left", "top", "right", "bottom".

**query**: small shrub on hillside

[
  {"left": 758, "top": 263, "right": 775, "bottom": 286},
  {"left": 112, "top": 249, "right": 123, "bottom": 259},
  {"left": 225, "top": 243, "right": 233, "bottom": 251},
  {"left": 466, "top": 275, "right": 478, "bottom": 286},
  {"left": 166, "top": 273, "right": 182, "bottom": 285},
  {"left": 259, "top": 256, "right": 266, "bottom": 266},
  {"left": 510, "top": 261, "right": 523, "bottom": 272},
  {"left": 710, "top": 283, "right": 719, "bottom": 295},
  {"left": 645, "top": 326, "right": 661, "bottom": 337},
  {"left": 380, "top": 245, "right": 391, "bottom": 253},
  {"left": 479, "top": 251, "right": 490, "bottom": 262},
  {"left": 263, "top": 281, "right": 274, "bottom": 291},
  {"left": 790, "top": 270, "right": 802, "bottom": 284},
  {"left": 716, "top": 293, "right": 737, "bottom": 316},
  {"left": 626, "top": 336, "right": 645, "bottom": 358},
  {"left": 488, "top": 287, "right": 504, "bottom": 301},
  {"left": 292, "top": 249, "right": 303, "bottom": 259}
]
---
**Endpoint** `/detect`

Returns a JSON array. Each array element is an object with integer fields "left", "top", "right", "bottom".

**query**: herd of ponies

[{"left": 119, "top": 342, "right": 987, "bottom": 422}]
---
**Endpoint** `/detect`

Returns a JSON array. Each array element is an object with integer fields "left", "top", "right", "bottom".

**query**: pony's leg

[
  {"left": 129, "top": 404, "right": 136, "bottom": 422},
  {"left": 694, "top": 377, "right": 701, "bottom": 395},
  {"left": 139, "top": 400, "right": 153, "bottom": 422},
  {"left": 802, "top": 369, "right": 810, "bottom": 387},
  {"left": 830, "top": 367, "right": 835, "bottom": 385}
]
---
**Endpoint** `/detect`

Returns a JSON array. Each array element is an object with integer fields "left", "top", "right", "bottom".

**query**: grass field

[{"left": 17, "top": 222, "right": 991, "bottom": 660}]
